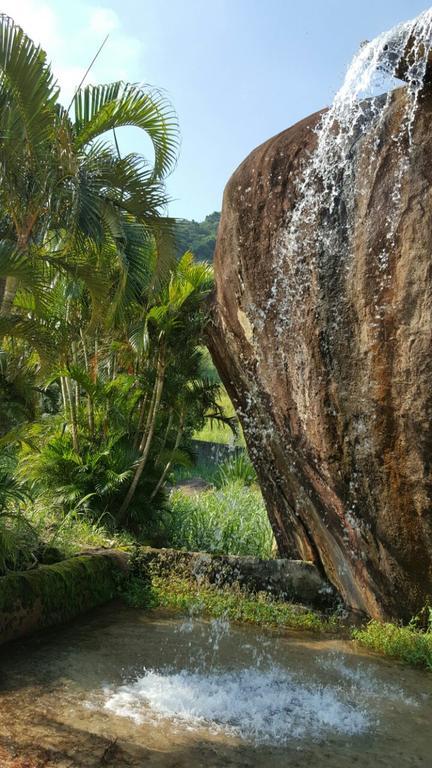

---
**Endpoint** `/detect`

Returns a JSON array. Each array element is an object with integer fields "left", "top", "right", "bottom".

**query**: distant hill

[{"left": 175, "top": 211, "right": 220, "bottom": 262}]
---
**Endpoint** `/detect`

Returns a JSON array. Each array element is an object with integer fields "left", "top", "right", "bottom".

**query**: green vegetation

[
  {"left": 175, "top": 212, "right": 220, "bottom": 262},
  {"left": 353, "top": 617, "right": 432, "bottom": 670},
  {"left": 162, "top": 452, "right": 268, "bottom": 558},
  {"left": 194, "top": 390, "right": 245, "bottom": 444},
  {"left": 118, "top": 560, "right": 338, "bottom": 633},
  {"left": 153, "top": 577, "right": 338, "bottom": 632},
  {"left": 27, "top": 500, "right": 135, "bottom": 557},
  {"left": 0, "top": 14, "right": 235, "bottom": 574},
  {"left": 164, "top": 481, "right": 274, "bottom": 558},
  {"left": 172, "top": 452, "right": 256, "bottom": 487},
  {"left": 191, "top": 348, "right": 243, "bottom": 445},
  {"left": 216, "top": 453, "right": 257, "bottom": 486}
]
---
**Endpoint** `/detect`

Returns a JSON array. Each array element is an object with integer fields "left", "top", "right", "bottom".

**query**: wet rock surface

[{"left": 208, "top": 86, "right": 432, "bottom": 620}]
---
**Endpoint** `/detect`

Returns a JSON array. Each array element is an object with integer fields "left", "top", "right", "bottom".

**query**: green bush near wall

[{"left": 0, "top": 554, "right": 121, "bottom": 644}]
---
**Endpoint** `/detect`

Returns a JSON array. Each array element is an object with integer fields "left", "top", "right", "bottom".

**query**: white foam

[{"left": 102, "top": 665, "right": 370, "bottom": 744}]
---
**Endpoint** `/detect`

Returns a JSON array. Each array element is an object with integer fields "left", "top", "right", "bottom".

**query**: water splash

[
  {"left": 97, "top": 617, "right": 422, "bottom": 747},
  {"left": 103, "top": 665, "right": 370, "bottom": 744}
]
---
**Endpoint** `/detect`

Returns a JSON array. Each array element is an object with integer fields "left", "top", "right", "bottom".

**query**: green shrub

[
  {"left": 352, "top": 619, "right": 432, "bottom": 669},
  {"left": 216, "top": 454, "right": 256, "bottom": 487},
  {"left": 0, "top": 448, "right": 40, "bottom": 575},
  {"left": 19, "top": 431, "right": 164, "bottom": 526},
  {"left": 163, "top": 481, "right": 274, "bottom": 558}
]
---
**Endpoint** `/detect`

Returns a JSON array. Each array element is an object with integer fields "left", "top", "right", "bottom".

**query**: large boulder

[{"left": 208, "top": 86, "right": 432, "bottom": 620}]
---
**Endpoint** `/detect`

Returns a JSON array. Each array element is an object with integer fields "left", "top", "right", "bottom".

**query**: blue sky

[{"left": 6, "top": 0, "right": 430, "bottom": 219}]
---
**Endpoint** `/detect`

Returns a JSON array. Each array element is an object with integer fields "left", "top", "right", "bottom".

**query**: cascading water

[{"left": 264, "top": 9, "right": 432, "bottom": 340}]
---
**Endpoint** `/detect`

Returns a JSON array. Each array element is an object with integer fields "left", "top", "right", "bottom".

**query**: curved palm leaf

[{"left": 73, "top": 82, "right": 179, "bottom": 178}]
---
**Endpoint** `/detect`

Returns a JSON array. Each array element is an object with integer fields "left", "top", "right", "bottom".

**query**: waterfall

[{"left": 268, "top": 9, "right": 432, "bottom": 337}]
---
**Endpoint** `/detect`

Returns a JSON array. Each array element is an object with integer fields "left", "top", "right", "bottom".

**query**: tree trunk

[
  {"left": 79, "top": 330, "right": 95, "bottom": 437},
  {"left": 60, "top": 376, "right": 69, "bottom": 418},
  {"left": 65, "top": 376, "right": 79, "bottom": 452},
  {"left": 150, "top": 410, "right": 184, "bottom": 500},
  {"left": 118, "top": 351, "right": 166, "bottom": 523},
  {"left": 134, "top": 393, "right": 149, "bottom": 449},
  {"left": 0, "top": 276, "right": 18, "bottom": 316},
  {"left": 155, "top": 407, "right": 173, "bottom": 463}
]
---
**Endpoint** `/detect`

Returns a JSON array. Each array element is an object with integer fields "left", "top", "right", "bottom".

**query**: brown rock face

[{"left": 208, "top": 87, "right": 432, "bottom": 620}]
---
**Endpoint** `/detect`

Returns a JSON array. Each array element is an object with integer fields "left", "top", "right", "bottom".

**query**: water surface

[{"left": 0, "top": 603, "right": 430, "bottom": 767}]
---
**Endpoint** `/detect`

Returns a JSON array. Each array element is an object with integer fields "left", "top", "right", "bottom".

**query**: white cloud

[
  {"left": 88, "top": 6, "right": 119, "bottom": 35},
  {"left": 1, "top": 0, "right": 144, "bottom": 104}
]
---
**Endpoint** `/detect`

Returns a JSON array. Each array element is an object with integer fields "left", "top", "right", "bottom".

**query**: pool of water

[{"left": 0, "top": 603, "right": 431, "bottom": 767}]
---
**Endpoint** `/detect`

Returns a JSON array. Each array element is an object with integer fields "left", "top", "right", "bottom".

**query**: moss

[{"left": 0, "top": 554, "right": 119, "bottom": 643}]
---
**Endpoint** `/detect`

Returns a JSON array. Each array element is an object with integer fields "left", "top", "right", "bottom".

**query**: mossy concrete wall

[
  {"left": 0, "top": 546, "right": 335, "bottom": 646},
  {"left": 0, "top": 553, "right": 124, "bottom": 646},
  {"left": 139, "top": 547, "right": 335, "bottom": 610}
]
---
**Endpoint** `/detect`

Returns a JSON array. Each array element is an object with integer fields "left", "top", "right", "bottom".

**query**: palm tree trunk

[
  {"left": 138, "top": 374, "right": 159, "bottom": 453},
  {"left": 80, "top": 329, "right": 89, "bottom": 370},
  {"left": 134, "top": 394, "right": 148, "bottom": 448},
  {"left": 1, "top": 230, "right": 33, "bottom": 316},
  {"left": 156, "top": 408, "right": 173, "bottom": 461},
  {"left": 60, "top": 376, "right": 69, "bottom": 417},
  {"left": 79, "top": 330, "right": 95, "bottom": 436},
  {"left": 0, "top": 276, "right": 17, "bottom": 316},
  {"left": 65, "top": 376, "right": 79, "bottom": 452},
  {"left": 118, "top": 351, "right": 166, "bottom": 522},
  {"left": 0, "top": 278, "right": 6, "bottom": 309},
  {"left": 71, "top": 342, "right": 81, "bottom": 417},
  {"left": 150, "top": 410, "right": 184, "bottom": 500}
]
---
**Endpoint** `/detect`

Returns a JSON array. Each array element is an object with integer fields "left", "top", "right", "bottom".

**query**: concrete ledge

[
  {"left": 0, "top": 547, "right": 335, "bottom": 646},
  {"left": 137, "top": 547, "right": 335, "bottom": 610}
]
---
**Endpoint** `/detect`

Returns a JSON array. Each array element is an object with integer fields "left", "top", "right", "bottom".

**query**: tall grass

[
  {"left": 172, "top": 454, "right": 256, "bottom": 488},
  {"left": 26, "top": 500, "right": 134, "bottom": 557},
  {"left": 173, "top": 459, "right": 219, "bottom": 486},
  {"left": 216, "top": 454, "right": 256, "bottom": 486},
  {"left": 164, "top": 480, "right": 275, "bottom": 558}
]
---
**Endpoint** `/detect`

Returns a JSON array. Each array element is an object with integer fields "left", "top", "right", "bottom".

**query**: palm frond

[
  {"left": 0, "top": 14, "right": 59, "bottom": 151},
  {"left": 73, "top": 82, "right": 179, "bottom": 178}
]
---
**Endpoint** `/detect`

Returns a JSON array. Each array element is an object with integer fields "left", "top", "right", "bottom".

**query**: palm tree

[
  {"left": 0, "top": 13, "right": 179, "bottom": 327},
  {"left": 117, "top": 253, "right": 214, "bottom": 521}
]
